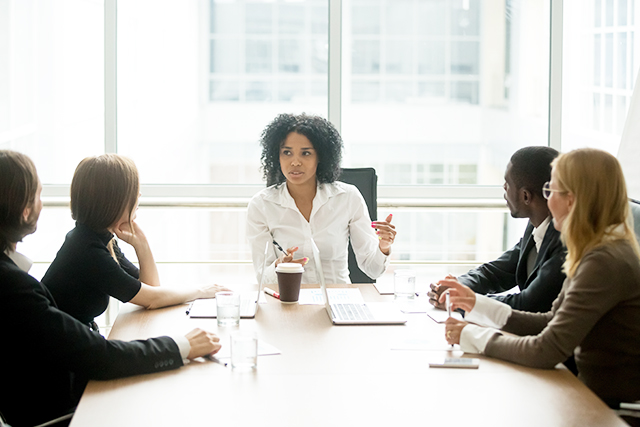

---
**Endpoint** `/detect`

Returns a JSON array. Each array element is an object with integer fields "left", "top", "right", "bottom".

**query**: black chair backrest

[
  {"left": 338, "top": 168, "right": 378, "bottom": 283},
  {"left": 630, "top": 199, "right": 640, "bottom": 244}
]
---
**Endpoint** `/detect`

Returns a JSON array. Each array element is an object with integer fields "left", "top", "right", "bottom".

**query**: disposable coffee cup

[{"left": 275, "top": 263, "right": 304, "bottom": 304}]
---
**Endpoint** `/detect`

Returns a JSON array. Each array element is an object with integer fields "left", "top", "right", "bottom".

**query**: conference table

[{"left": 70, "top": 284, "right": 626, "bottom": 427}]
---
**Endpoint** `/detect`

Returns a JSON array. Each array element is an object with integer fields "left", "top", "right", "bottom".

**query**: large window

[
  {"left": 562, "top": 0, "right": 639, "bottom": 153},
  {"left": 3, "top": 0, "right": 639, "bottom": 288},
  {"left": 117, "top": 0, "right": 328, "bottom": 185},
  {"left": 342, "top": 1, "right": 550, "bottom": 188},
  {"left": 0, "top": 0, "right": 104, "bottom": 184}
]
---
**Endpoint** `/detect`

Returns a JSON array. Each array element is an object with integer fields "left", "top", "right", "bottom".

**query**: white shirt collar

[
  {"left": 264, "top": 182, "right": 346, "bottom": 216},
  {"left": 532, "top": 216, "right": 551, "bottom": 253},
  {"left": 4, "top": 250, "right": 33, "bottom": 272}
]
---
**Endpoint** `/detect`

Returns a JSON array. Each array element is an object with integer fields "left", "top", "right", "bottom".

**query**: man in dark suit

[
  {"left": 0, "top": 150, "right": 221, "bottom": 427},
  {"left": 429, "top": 146, "right": 565, "bottom": 313}
]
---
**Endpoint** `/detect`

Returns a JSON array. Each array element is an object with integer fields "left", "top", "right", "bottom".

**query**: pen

[
  {"left": 620, "top": 402, "right": 640, "bottom": 410},
  {"left": 445, "top": 290, "right": 453, "bottom": 348},
  {"left": 203, "top": 354, "right": 227, "bottom": 366},
  {"left": 445, "top": 290, "right": 451, "bottom": 318},
  {"left": 264, "top": 287, "right": 280, "bottom": 300},
  {"left": 185, "top": 301, "right": 194, "bottom": 316},
  {"left": 272, "top": 240, "right": 288, "bottom": 255}
]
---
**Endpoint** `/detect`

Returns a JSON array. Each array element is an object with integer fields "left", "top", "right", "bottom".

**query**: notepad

[
  {"left": 297, "top": 288, "right": 364, "bottom": 305},
  {"left": 214, "top": 339, "right": 281, "bottom": 360}
]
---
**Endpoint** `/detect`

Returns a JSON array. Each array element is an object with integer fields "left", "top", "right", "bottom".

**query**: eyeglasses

[{"left": 542, "top": 182, "right": 566, "bottom": 200}]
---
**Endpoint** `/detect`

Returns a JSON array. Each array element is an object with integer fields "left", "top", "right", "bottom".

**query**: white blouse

[{"left": 246, "top": 181, "right": 390, "bottom": 285}]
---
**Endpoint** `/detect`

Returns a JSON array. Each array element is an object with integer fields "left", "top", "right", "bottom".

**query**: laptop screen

[{"left": 309, "top": 238, "right": 331, "bottom": 312}]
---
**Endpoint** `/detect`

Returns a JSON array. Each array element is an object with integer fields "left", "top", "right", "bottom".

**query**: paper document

[
  {"left": 426, "top": 305, "right": 463, "bottom": 323},
  {"left": 395, "top": 298, "right": 433, "bottom": 313},
  {"left": 297, "top": 288, "right": 365, "bottom": 305},
  {"left": 391, "top": 337, "right": 461, "bottom": 352},
  {"left": 215, "top": 339, "right": 281, "bottom": 360},
  {"left": 374, "top": 282, "right": 431, "bottom": 295}
]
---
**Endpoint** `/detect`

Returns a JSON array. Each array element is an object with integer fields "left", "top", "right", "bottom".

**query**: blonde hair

[{"left": 552, "top": 148, "right": 640, "bottom": 277}]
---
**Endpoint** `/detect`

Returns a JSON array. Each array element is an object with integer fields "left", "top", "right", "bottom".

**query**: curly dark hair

[{"left": 260, "top": 113, "right": 343, "bottom": 186}]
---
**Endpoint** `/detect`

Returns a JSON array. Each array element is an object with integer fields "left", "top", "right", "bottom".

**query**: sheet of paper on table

[
  {"left": 373, "top": 282, "right": 431, "bottom": 295},
  {"left": 297, "top": 288, "right": 365, "bottom": 305},
  {"left": 215, "top": 339, "right": 281, "bottom": 360},
  {"left": 391, "top": 337, "right": 461, "bottom": 352}
]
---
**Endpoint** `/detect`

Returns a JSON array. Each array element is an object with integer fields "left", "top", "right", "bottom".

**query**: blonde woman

[
  {"left": 42, "top": 154, "right": 225, "bottom": 329},
  {"left": 440, "top": 148, "right": 640, "bottom": 407}
]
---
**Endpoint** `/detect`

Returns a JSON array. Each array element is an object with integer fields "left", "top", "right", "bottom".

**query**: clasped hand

[
  {"left": 185, "top": 328, "right": 222, "bottom": 360},
  {"left": 427, "top": 274, "right": 477, "bottom": 313}
]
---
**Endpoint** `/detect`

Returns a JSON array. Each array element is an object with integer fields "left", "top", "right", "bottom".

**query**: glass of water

[
  {"left": 231, "top": 331, "right": 258, "bottom": 371},
  {"left": 394, "top": 270, "right": 416, "bottom": 300},
  {"left": 216, "top": 292, "right": 240, "bottom": 327}
]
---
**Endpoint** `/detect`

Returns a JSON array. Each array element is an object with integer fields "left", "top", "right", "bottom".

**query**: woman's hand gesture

[
  {"left": 373, "top": 214, "right": 396, "bottom": 255},
  {"left": 274, "top": 246, "right": 308, "bottom": 267}
]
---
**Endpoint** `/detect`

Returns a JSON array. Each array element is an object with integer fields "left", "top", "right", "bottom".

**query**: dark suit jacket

[
  {"left": 0, "top": 253, "right": 183, "bottom": 427},
  {"left": 458, "top": 221, "right": 566, "bottom": 312}
]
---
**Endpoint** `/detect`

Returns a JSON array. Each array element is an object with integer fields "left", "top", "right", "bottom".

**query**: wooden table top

[{"left": 70, "top": 284, "right": 625, "bottom": 427}]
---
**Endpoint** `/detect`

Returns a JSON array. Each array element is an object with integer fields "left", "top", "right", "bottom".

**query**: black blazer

[
  {"left": 0, "top": 253, "right": 183, "bottom": 427},
  {"left": 458, "top": 221, "right": 566, "bottom": 312}
]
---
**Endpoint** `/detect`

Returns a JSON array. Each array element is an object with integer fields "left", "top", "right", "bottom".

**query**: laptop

[
  {"left": 310, "top": 239, "right": 407, "bottom": 325},
  {"left": 188, "top": 241, "right": 269, "bottom": 319}
]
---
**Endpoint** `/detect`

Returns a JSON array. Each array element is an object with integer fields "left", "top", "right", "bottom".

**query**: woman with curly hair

[
  {"left": 440, "top": 148, "right": 640, "bottom": 409},
  {"left": 246, "top": 113, "right": 396, "bottom": 284}
]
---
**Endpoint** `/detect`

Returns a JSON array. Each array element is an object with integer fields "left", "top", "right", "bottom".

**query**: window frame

[{"left": 39, "top": 0, "right": 562, "bottom": 207}]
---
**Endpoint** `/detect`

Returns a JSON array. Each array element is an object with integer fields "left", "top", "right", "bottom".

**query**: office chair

[
  {"left": 0, "top": 411, "right": 73, "bottom": 427},
  {"left": 630, "top": 199, "right": 640, "bottom": 244},
  {"left": 338, "top": 167, "right": 378, "bottom": 284},
  {"left": 616, "top": 198, "right": 640, "bottom": 426},
  {"left": 34, "top": 413, "right": 74, "bottom": 427}
]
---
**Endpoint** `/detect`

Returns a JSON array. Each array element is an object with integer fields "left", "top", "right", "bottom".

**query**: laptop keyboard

[{"left": 332, "top": 303, "right": 375, "bottom": 321}]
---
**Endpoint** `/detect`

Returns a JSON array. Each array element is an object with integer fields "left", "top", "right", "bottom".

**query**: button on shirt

[{"left": 246, "top": 181, "right": 390, "bottom": 285}]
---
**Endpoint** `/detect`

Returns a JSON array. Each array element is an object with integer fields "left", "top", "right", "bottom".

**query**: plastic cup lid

[{"left": 276, "top": 263, "right": 304, "bottom": 273}]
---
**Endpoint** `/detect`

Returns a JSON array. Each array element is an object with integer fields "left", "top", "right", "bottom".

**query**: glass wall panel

[
  {"left": 117, "top": 0, "right": 329, "bottom": 185},
  {"left": 562, "top": 0, "right": 639, "bottom": 154},
  {"left": 342, "top": 0, "right": 550, "bottom": 187},
  {"left": 0, "top": 0, "right": 104, "bottom": 184}
]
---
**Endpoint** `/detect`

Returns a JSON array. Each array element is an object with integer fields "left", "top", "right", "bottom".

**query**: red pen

[{"left": 264, "top": 287, "right": 280, "bottom": 300}]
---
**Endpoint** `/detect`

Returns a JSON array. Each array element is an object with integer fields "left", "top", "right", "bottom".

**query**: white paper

[
  {"left": 215, "top": 339, "right": 281, "bottom": 360},
  {"left": 426, "top": 306, "right": 464, "bottom": 323},
  {"left": 374, "top": 282, "right": 431, "bottom": 296},
  {"left": 297, "top": 288, "right": 365, "bottom": 305},
  {"left": 395, "top": 298, "right": 433, "bottom": 313},
  {"left": 391, "top": 337, "right": 460, "bottom": 352}
]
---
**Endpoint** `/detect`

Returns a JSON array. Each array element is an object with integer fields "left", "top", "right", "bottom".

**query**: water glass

[
  {"left": 394, "top": 270, "right": 416, "bottom": 300},
  {"left": 231, "top": 331, "right": 258, "bottom": 371},
  {"left": 216, "top": 292, "right": 240, "bottom": 327}
]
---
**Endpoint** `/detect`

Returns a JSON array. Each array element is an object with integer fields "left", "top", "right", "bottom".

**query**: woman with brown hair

[
  {"left": 0, "top": 150, "right": 220, "bottom": 427},
  {"left": 42, "top": 154, "right": 225, "bottom": 329},
  {"left": 440, "top": 148, "right": 640, "bottom": 408}
]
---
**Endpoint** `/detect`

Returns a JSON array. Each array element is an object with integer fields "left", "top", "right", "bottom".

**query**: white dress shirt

[
  {"left": 459, "top": 294, "right": 513, "bottom": 354},
  {"left": 533, "top": 216, "right": 551, "bottom": 252},
  {"left": 246, "top": 181, "right": 390, "bottom": 284},
  {"left": 459, "top": 217, "right": 551, "bottom": 353}
]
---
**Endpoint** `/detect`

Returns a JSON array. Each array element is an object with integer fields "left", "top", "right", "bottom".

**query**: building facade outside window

[{"left": 1, "top": 0, "right": 638, "bottom": 291}]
